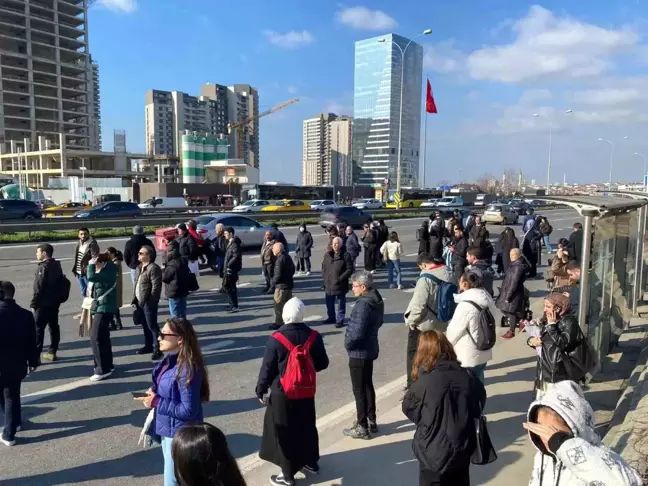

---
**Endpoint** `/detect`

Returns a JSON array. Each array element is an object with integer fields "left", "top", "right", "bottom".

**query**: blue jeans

[
  {"left": 543, "top": 235, "right": 553, "bottom": 252},
  {"left": 325, "top": 293, "right": 346, "bottom": 323},
  {"left": 387, "top": 259, "right": 402, "bottom": 287},
  {"left": 168, "top": 297, "right": 187, "bottom": 319},
  {"left": 76, "top": 275, "right": 88, "bottom": 297},
  {"left": 469, "top": 363, "right": 487, "bottom": 384},
  {"left": 130, "top": 268, "right": 137, "bottom": 283},
  {"left": 161, "top": 436, "right": 177, "bottom": 486}
]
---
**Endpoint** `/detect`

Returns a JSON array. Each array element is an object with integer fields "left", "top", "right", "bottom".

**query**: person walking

[
  {"left": 270, "top": 243, "right": 295, "bottom": 331},
  {"left": 0, "top": 280, "right": 39, "bottom": 446},
  {"left": 256, "top": 297, "right": 329, "bottom": 486},
  {"left": 162, "top": 248, "right": 191, "bottom": 319},
  {"left": 361, "top": 223, "right": 377, "bottom": 273},
  {"left": 466, "top": 246, "right": 495, "bottom": 297},
  {"left": 568, "top": 222, "right": 584, "bottom": 264},
  {"left": 321, "top": 237, "right": 353, "bottom": 328},
  {"left": 171, "top": 423, "right": 247, "bottom": 486},
  {"left": 72, "top": 227, "right": 100, "bottom": 300},
  {"left": 380, "top": 231, "right": 404, "bottom": 289},
  {"left": 446, "top": 270, "right": 496, "bottom": 383},
  {"left": 261, "top": 231, "right": 277, "bottom": 293},
  {"left": 417, "top": 221, "right": 430, "bottom": 255},
  {"left": 124, "top": 225, "right": 156, "bottom": 283},
  {"left": 404, "top": 253, "right": 453, "bottom": 389},
  {"left": 402, "top": 330, "right": 485, "bottom": 486},
  {"left": 344, "top": 226, "right": 361, "bottom": 270},
  {"left": 498, "top": 248, "right": 528, "bottom": 339},
  {"left": 496, "top": 227, "right": 519, "bottom": 276},
  {"left": 450, "top": 225, "right": 469, "bottom": 284},
  {"left": 539, "top": 216, "right": 553, "bottom": 253},
  {"left": 523, "top": 217, "right": 543, "bottom": 277},
  {"left": 374, "top": 220, "right": 389, "bottom": 268},
  {"left": 135, "top": 318, "right": 210, "bottom": 486},
  {"left": 133, "top": 245, "right": 163, "bottom": 360},
  {"left": 343, "top": 272, "right": 384, "bottom": 440},
  {"left": 222, "top": 227, "right": 242, "bottom": 313},
  {"left": 295, "top": 224, "right": 313, "bottom": 275},
  {"left": 86, "top": 253, "right": 117, "bottom": 381},
  {"left": 106, "top": 247, "right": 124, "bottom": 330},
  {"left": 31, "top": 243, "right": 64, "bottom": 362}
]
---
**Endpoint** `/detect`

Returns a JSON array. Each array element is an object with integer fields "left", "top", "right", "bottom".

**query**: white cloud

[
  {"left": 263, "top": 30, "right": 314, "bottom": 49},
  {"left": 518, "top": 89, "right": 553, "bottom": 104},
  {"left": 423, "top": 41, "right": 465, "bottom": 73},
  {"left": 97, "top": 0, "right": 136, "bottom": 13},
  {"left": 572, "top": 87, "right": 645, "bottom": 106},
  {"left": 335, "top": 7, "right": 398, "bottom": 30}
]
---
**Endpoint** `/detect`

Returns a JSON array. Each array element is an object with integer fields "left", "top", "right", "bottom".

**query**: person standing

[
  {"left": 496, "top": 227, "right": 519, "bottom": 276},
  {"left": 256, "top": 298, "right": 329, "bottom": 486},
  {"left": 86, "top": 253, "right": 117, "bottom": 381},
  {"left": 162, "top": 248, "right": 190, "bottom": 319},
  {"left": 135, "top": 318, "right": 210, "bottom": 486},
  {"left": 568, "top": 222, "right": 584, "bottom": 264},
  {"left": 322, "top": 237, "right": 353, "bottom": 328},
  {"left": 469, "top": 216, "right": 492, "bottom": 262},
  {"left": 72, "top": 228, "right": 100, "bottom": 299},
  {"left": 345, "top": 226, "right": 361, "bottom": 270},
  {"left": 295, "top": 224, "right": 313, "bottom": 275},
  {"left": 343, "top": 272, "right": 384, "bottom": 440},
  {"left": 498, "top": 248, "right": 528, "bottom": 339},
  {"left": 539, "top": 216, "right": 553, "bottom": 253},
  {"left": 270, "top": 223, "right": 288, "bottom": 247},
  {"left": 186, "top": 220, "right": 206, "bottom": 264},
  {"left": 0, "top": 281, "right": 39, "bottom": 446},
  {"left": 380, "top": 231, "right": 404, "bottom": 289},
  {"left": 523, "top": 218, "right": 543, "bottom": 278},
  {"left": 261, "top": 231, "right": 277, "bottom": 293},
  {"left": 374, "top": 220, "right": 389, "bottom": 268},
  {"left": 133, "top": 245, "right": 163, "bottom": 360},
  {"left": 124, "top": 225, "right": 156, "bottom": 283},
  {"left": 450, "top": 225, "right": 469, "bottom": 284},
  {"left": 31, "top": 243, "right": 64, "bottom": 362},
  {"left": 417, "top": 221, "right": 430, "bottom": 255},
  {"left": 222, "top": 227, "right": 242, "bottom": 313},
  {"left": 428, "top": 213, "right": 445, "bottom": 261},
  {"left": 270, "top": 243, "right": 295, "bottom": 331},
  {"left": 466, "top": 246, "right": 495, "bottom": 297},
  {"left": 106, "top": 247, "right": 124, "bottom": 330},
  {"left": 211, "top": 223, "right": 228, "bottom": 278},
  {"left": 174, "top": 224, "right": 200, "bottom": 277},
  {"left": 361, "top": 223, "right": 377, "bottom": 273}
]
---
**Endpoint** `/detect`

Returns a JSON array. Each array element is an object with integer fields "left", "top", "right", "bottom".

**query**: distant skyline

[{"left": 89, "top": 0, "right": 648, "bottom": 185}]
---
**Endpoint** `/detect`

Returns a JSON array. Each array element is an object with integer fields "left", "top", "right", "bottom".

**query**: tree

[
  {"left": 501, "top": 169, "right": 521, "bottom": 195},
  {"left": 475, "top": 173, "right": 498, "bottom": 194}
]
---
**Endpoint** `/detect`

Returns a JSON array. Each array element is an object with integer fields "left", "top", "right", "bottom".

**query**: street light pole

[
  {"left": 634, "top": 152, "right": 647, "bottom": 191},
  {"left": 379, "top": 29, "right": 431, "bottom": 196},
  {"left": 533, "top": 109, "right": 572, "bottom": 195},
  {"left": 598, "top": 138, "right": 614, "bottom": 187}
]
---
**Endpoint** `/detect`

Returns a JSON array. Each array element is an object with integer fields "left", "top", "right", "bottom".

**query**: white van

[
  {"left": 435, "top": 196, "right": 464, "bottom": 207},
  {"left": 138, "top": 197, "right": 187, "bottom": 209}
]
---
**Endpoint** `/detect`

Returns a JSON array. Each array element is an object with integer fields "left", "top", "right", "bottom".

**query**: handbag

[
  {"left": 187, "top": 272, "right": 200, "bottom": 292},
  {"left": 561, "top": 328, "right": 596, "bottom": 382},
  {"left": 468, "top": 371, "right": 498, "bottom": 466},
  {"left": 81, "top": 283, "right": 116, "bottom": 312}
]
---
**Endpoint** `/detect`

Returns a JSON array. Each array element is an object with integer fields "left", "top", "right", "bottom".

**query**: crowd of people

[{"left": 0, "top": 210, "right": 643, "bottom": 486}]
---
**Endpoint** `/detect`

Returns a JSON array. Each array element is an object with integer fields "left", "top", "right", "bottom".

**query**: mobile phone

[{"left": 131, "top": 392, "right": 148, "bottom": 399}]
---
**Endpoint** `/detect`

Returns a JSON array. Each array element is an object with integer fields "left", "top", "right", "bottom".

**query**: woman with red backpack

[{"left": 256, "top": 297, "right": 330, "bottom": 486}]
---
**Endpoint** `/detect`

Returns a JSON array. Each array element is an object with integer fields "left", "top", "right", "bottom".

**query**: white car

[
  {"left": 420, "top": 198, "right": 440, "bottom": 208},
  {"left": 194, "top": 213, "right": 270, "bottom": 248},
  {"left": 310, "top": 199, "right": 338, "bottom": 211},
  {"left": 232, "top": 199, "right": 271, "bottom": 213},
  {"left": 353, "top": 198, "right": 383, "bottom": 210}
]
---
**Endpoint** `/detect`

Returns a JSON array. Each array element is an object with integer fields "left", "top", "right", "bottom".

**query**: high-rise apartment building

[
  {"left": 0, "top": 0, "right": 101, "bottom": 152},
  {"left": 227, "top": 84, "right": 259, "bottom": 168},
  {"left": 302, "top": 113, "right": 352, "bottom": 186},
  {"left": 352, "top": 33, "right": 423, "bottom": 187}
]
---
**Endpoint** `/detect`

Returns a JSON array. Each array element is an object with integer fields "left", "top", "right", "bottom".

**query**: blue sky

[{"left": 92, "top": 0, "right": 648, "bottom": 185}]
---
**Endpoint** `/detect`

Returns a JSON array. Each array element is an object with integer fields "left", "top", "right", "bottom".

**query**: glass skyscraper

[{"left": 352, "top": 34, "right": 423, "bottom": 188}]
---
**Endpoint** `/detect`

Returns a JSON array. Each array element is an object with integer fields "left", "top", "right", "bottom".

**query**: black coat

[
  {"left": 402, "top": 359, "right": 485, "bottom": 475},
  {"left": 271, "top": 229, "right": 288, "bottom": 248},
  {"left": 345, "top": 232, "right": 361, "bottom": 258},
  {"left": 361, "top": 228, "right": 376, "bottom": 248},
  {"left": 538, "top": 315, "right": 581, "bottom": 384},
  {"left": 272, "top": 251, "right": 295, "bottom": 290},
  {"left": 322, "top": 248, "right": 354, "bottom": 295},
  {"left": 470, "top": 224, "right": 490, "bottom": 248},
  {"left": 417, "top": 225, "right": 430, "bottom": 254},
  {"left": 223, "top": 236, "right": 243, "bottom": 275},
  {"left": 161, "top": 258, "right": 190, "bottom": 299},
  {"left": 497, "top": 233, "right": 519, "bottom": 273},
  {"left": 173, "top": 234, "right": 199, "bottom": 263},
  {"left": 0, "top": 300, "right": 39, "bottom": 382},
  {"left": 210, "top": 234, "right": 228, "bottom": 257},
  {"left": 496, "top": 258, "right": 527, "bottom": 315},
  {"left": 295, "top": 231, "right": 313, "bottom": 259},
  {"left": 568, "top": 230, "right": 583, "bottom": 263},
  {"left": 71, "top": 237, "right": 100, "bottom": 277},
  {"left": 31, "top": 258, "right": 63, "bottom": 309},
  {"left": 376, "top": 225, "right": 389, "bottom": 247},
  {"left": 344, "top": 289, "right": 384, "bottom": 360},
  {"left": 124, "top": 234, "right": 156, "bottom": 270},
  {"left": 451, "top": 236, "right": 469, "bottom": 267},
  {"left": 523, "top": 227, "right": 543, "bottom": 257},
  {"left": 428, "top": 221, "right": 445, "bottom": 259}
]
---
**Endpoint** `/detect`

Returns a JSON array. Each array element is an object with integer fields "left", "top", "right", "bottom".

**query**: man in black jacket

[
  {"left": 133, "top": 245, "right": 163, "bottom": 360},
  {"left": 270, "top": 242, "right": 295, "bottom": 330},
  {"left": 123, "top": 225, "right": 156, "bottom": 282},
  {"left": 31, "top": 244, "right": 64, "bottom": 362},
  {"left": 71, "top": 227, "right": 100, "bottom": 299},
  {"left": 172, "top": 223, "right": 199, "bottom": 266},
  {"left": 322, "top": 237, "right": 353, "bottom": 328},
  {"left": 568, "top": 222, "right": 583, "bottom": 264},
  {"left": 222, "top": 227, "right": 242, "bottom": 313},
  {"left": 0, "top": 281, "right": 39, "bottom": 446},
  {"left": 161, "top": 248, "right": 190, "bottom": 319},
  {"left": 466, "top": 245, "right": 495, "bottom": 297},
  {"left": 343, "top": 271, "right": 384, "bottom": 440},
  {"left": 212, "top": 223, "right": 228, "bottom": 277},
  {"left": 450, "top": 225, "right": 469, "bottom": 284}
]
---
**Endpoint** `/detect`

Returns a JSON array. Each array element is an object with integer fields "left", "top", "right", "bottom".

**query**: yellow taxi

[
  {"left": 43, "top": 201, "right": 91, "bottom": 217},
  {"left": 260, "top": 199, "right": 309, "bottom": 212}
]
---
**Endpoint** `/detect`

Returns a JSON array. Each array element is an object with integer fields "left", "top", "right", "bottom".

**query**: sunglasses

[{"left": 159, "top": 332, "right": 179, "bottom": 339}]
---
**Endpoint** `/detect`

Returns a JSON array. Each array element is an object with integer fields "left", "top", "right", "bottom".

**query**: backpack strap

[
  {"left": 460, "top": 300, "right": 481, "bottom": 347},
  {"left": 304, "top": 330, "right": 318, "bottom": 352},
  {"left": 272, "top": 331, "right": 295, "bottom": 351},
  {"left": 420, "top": 273, "right": 442, "bottom": 285}
]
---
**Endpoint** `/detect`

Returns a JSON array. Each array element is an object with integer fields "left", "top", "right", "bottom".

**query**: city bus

[
  {"left": 241, "top": 183, "right": 335, "bottom": 203},
  {"left": 386, "top": 188, "right": 443, "bottom": 209}
]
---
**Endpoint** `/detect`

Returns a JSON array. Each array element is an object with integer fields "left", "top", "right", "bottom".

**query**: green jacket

[{"left": 87, "top": 260, "right": 118, "bottom": 314}]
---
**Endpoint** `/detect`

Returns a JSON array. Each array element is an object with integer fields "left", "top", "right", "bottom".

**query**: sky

[{"left": 91, "top": 0, "right": 648, "bottom": 186}]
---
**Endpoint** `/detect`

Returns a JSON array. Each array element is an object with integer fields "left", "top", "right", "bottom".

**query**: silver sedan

[{"left": 194, "top": 213, "right": 271, "bottom": 248}]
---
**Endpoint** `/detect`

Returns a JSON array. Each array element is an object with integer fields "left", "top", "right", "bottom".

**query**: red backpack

[{"left": 272, "top": 330, "right": 318, "bottom": 399}]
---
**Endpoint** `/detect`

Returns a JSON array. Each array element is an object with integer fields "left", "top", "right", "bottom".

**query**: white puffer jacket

[{"left": 446, "top": 288, "right": 497, "bottom": 367}]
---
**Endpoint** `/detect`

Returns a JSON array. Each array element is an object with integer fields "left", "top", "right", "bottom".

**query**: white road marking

[
  {"left": 209, "top": 282, "right": 251, "bottom": 291},
  {"left": 402, "top": 288, "right": 416, "bottom": 293},
  {"left": 406, "top": 253, "right": 418, "bottom": 257},
  {"left": 202, "top": 339, "right": 236, "bottom": 352},
  {"left": 22, "top": 377, "right": 93, "bottom": 405},
  {"left": 303, "top": 314, "right": 323, "bottom": 322}
]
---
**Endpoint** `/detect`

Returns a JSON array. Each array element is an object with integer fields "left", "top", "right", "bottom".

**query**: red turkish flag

[{"left": 426, "top": 78, "right": 438, "bottom": 114}]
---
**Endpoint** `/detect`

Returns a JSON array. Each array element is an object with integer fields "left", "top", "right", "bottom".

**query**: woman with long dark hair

[
  {"left": 172, "top": 423, "right": 246, "bottom": 486},
  {"left": 106, "top": 247, "right": 124, "bottom": 330},
  {"left": 361, "top": 223, "right": 377, "bottom": 273},
  {"left": 496, "top": 227, "right": 519, "bottom": 275},
  {"left": 135, "top": 318, "right": 210, "bottom": 486}
]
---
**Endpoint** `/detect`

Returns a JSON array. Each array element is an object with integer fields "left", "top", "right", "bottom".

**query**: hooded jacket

[
  {"left": 31, "top": 258, "right": 64, "bottom": 308},
  {"left": 404, "top": 265, "right": 452, "bottom": 332},
  {"left": 124, "top": 234, "right": 156, "bottom": 270},
  {"left": 528, "top": 380, "right": 642, "bottom": 486},
  {"left": 345, "top": 288, "right": 384, "bottom": 360},
  {"left": 446, "top": 288, "right": 497, "bottom": 367},
  {"left": 467, "top": 260, "right": 495, "bottom": 297}
]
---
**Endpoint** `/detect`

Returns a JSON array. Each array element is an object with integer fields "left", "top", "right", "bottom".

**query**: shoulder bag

[
  {"left": 467, "top": 370, "right": 498, "bottom": 466},
  {"left": 82, "top": 283, "right": 116, "bottom": 312}
]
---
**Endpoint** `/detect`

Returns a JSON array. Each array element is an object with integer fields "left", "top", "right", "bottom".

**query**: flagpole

[{"left": 423, "top": 101, "right": 428, "bottom": 188}]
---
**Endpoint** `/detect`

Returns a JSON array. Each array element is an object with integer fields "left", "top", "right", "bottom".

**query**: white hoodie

[
  {"left": 528, "top": 380, "right": 643, "bottom": 486},
  {"left": 446, "top": 288, "right": 497, "bottom": 367}
]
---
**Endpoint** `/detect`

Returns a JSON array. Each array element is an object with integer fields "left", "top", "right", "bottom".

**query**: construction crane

[{"left": 227, "top": 97, "right": 300, "bottom": 134}]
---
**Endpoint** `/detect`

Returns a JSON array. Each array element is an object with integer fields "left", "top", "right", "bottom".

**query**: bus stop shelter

[{"left": 540, "top": 195, "right": 647, "bottom": 375}]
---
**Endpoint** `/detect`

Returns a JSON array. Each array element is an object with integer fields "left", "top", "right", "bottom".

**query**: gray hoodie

[
  {"left": 528, "top": 380, "right": 642, "bottom": 486},
  {"left": 404, "top": 265, "right": 452, "bottom": 332}
]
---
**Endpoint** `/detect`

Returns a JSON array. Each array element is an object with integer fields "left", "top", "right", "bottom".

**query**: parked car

[
  {"left": 42, "top": 201, "right": 91, "bottom": 216},
  {"left": 138, "top": 197, "right": 187, "bottom": 209},
  {"left": 193, "top": 213, "right": 270, "bottom": 248},
  {"left": 352, "top": 198, "right": 383, "bottom": 210},
  {"left": 233, "top": 199, "right": 272, "bottom": 213},
  {"left": 508, "top": 199, "right": 529, "bottom": 215},
  {"left": 261, "top": 199, "right": 309, "bottom": 212},
  {"left": 73, "top": 201, "right": 141, "bottom": 219},
  {"left": 310, "top": 199, "right": 338, "bottom": 211},
  {"left": 0, "top": 199, "right": 42, "bottom": 220},
  {"left": 420, "top": 198, "right": 441, "bottom": 208},
  {"left": 435, "top": 196, "right": 464, "bottom": 207},
  {"left": 482, "top": 204, "right": 519, "bottom": 224},
  {"left": 319, "top": 206, "right": 372, "bottom": 229}
]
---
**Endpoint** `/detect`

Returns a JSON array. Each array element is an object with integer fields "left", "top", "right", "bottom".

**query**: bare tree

[{"left": 475, "top": 173, "right": 498, "bottom": 194}]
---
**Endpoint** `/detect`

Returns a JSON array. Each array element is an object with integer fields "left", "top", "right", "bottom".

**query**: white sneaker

[
  {"left": 1, "top": 437, "right": 16, "bottom": 446},
  {"left": 398, "top": 285, "right": 403, "bottom": 290},
  {"left": 89, "top": 370, "right": 113, "bottom": 382},
  {"left": 305, "top": 271, "right": 311, "bottom": 276}
]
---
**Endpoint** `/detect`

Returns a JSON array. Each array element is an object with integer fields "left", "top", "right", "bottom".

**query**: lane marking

[
  {"left": 209, "top": 282, "right": 251, "bottom": 291},
  {"left": 29, "top": 257, "right": 73, "bottom": 263},
  {"left": 406, "top": 253, "right": 418, "bottom": 257},
  {"left": 303, "top": 314, "right": 323, "bottom": 322},
  {"left": 22, "top": 377, "right": 92, "bottom": 405},
  {"left": 202, "top": 339, "right": 236, "bottom": 353}
]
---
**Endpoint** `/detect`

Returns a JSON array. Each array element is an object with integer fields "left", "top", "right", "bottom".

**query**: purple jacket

[{"left": 152, "top": 353, "right": 203, "bottom": 438}]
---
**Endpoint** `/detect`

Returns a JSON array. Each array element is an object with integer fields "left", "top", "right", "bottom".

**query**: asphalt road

[{"left": 0, "top": 209, "right": 580, "bottom": 485}]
